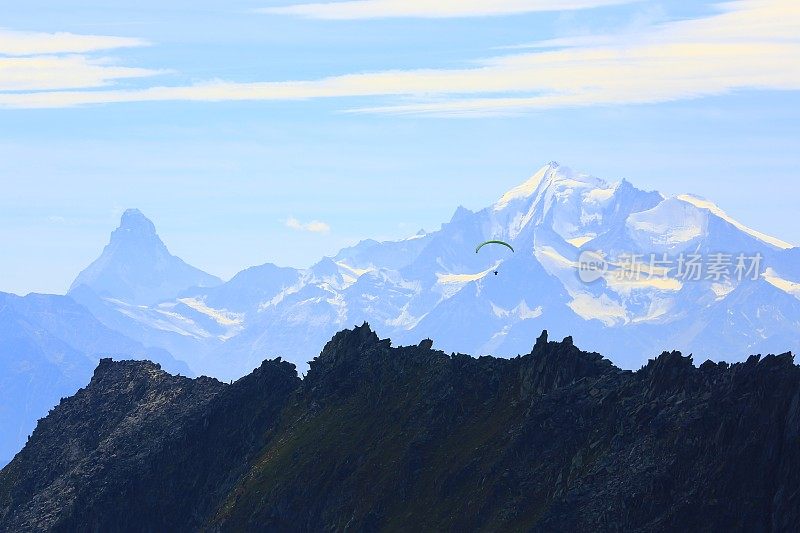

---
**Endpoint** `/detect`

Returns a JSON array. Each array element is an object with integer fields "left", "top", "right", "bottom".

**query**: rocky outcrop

[
  {"left": 2, "top": 325, "right": 799, "bottom": 532},
  {"left": 0, "top": 358, "right": 299, "bottom": 531}
]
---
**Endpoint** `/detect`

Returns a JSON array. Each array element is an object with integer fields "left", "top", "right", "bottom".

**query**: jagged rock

[
  {"left": 1, "top": 328, "right": 799, "bottom": 532},
  {"left": 0, "top": 357, "right": 298, "bottom": 531}
]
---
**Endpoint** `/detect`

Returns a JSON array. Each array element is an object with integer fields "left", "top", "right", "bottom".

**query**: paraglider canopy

[{"left": 475, "top": 240, "right": 514, "bottom": 254}]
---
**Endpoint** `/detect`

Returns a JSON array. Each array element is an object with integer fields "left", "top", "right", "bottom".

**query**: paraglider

[
  {"left": 475, "top": 240, "right": 514, "bottom": 275},
  {"left": 475, "top": 240, "right": 514, "bottom": 254}
]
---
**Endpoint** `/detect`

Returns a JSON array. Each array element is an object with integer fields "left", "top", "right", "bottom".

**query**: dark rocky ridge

[{"left": 1, "top": 325, "right": 799, "bottom": 532}]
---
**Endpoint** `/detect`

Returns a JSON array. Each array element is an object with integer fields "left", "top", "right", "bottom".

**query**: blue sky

[{"left": 1, "top": 0, "right": 799, "bottom": 294}]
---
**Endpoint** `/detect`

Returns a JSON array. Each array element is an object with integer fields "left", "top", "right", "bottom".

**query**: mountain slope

[
  {"left": 69, "top": 209, "right": 221, "bottom": 305},
  {"left": 0, "top": 291, "right": 190, "bottom": 466},
  {"left": 1, "top": 326, "right": 799, "bottom": 531}
]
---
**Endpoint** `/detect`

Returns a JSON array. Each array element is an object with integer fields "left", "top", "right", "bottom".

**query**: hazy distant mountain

[
  {"left": 0, "top": 291, "right": 190, "bottom": 465},
  {"left": 110, "top": 162, "right": 792, "bottom": 379},
  {"left": 48, "top": 163, "right": 800, "bottom": 381},
  {"left": 69, "top": 209, "right": 221, "bottom": 305}
]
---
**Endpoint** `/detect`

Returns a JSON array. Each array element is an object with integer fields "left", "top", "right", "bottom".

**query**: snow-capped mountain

[
  {"left": 68, "top": 162, "right": 799, "bottom": 380},
  {"left": 69, "top": 208, "right": 221, "bottom": 305}
]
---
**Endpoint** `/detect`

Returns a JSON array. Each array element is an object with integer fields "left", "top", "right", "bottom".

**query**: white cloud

[
  {"left": 285, "top": 216, "right": 331, "bottom": 234},
  {"left": 260, "top": 0, "right": 637, "bottom": 19},
  {"left": 0, "top": 29, "right": 157, "bottom": 92},
  {"left": 0, "top": 0, "right": 798, "bottom": 114},
  {"left": 0, "top": 28, "right": 148, "bottom": 56},
  {"left": 349, "top": 0, "right": 800, "bottom": 115},
  {"left": 0, "top": 55, "right": 160, "bottom": 91}
]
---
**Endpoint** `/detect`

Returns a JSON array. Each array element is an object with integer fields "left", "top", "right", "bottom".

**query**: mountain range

[
  {"left": 66, "top": 162, "right": 800, "bottom": 378},
  {"left": 2, "top": 326, "right": 798, "bottom": 531},
  {"left": 2, "top": 161, "right": 800, "bottom": 464}
]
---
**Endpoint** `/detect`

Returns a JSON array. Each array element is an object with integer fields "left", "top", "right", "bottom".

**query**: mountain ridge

[
  {"left": 0, "top": 290, "right": 190, "bottom": 467},
  {"left": 2, "top": 325, "right": 798, "bottom": 531}
]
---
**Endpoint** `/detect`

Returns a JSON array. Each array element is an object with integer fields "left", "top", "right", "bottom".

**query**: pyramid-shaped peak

[
  {"left": 113, "top": 208, "right": 158, "bottom": 241},
  {"left": 68, "top": 209, "right": 220, "bottom": 304},
  {"left": 120, "top": 208, "right": 152, "bottom": 226}
]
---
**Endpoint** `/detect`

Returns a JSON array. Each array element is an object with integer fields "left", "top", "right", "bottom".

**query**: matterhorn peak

[
  {"left": 119, "top": 208, "right": 155, "bottom": 231},
  {"left": 68, "top": 209, "right": 220, "bottom": 305},
  {"left": 110, "top": 208, "right": 160, "bottom": 246}
]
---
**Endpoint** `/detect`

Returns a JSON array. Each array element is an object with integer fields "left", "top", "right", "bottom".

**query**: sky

[{"left": 1, "top": 0, "right": 799, "bottom": 295}]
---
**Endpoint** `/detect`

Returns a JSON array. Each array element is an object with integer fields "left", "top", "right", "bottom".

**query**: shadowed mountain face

[{"left": 2, "top": 326, "right": 799, "bottom": 532}]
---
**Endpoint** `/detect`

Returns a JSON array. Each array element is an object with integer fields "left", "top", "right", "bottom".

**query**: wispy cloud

[
  {"left": 285, "top": 216, "right": 331, "bottom": 234},
  {"left": 0, "top": 0, "right": 798, "bottom": 114},
  {"left": 259, "top": 0, "right": 637, "bottom": 19},
  {"left": 0, "top": 28, "right": 148, "bottom": 56},
  {"left": 0, "top": 55, "right": 160, "bottom": 91},
  {"left": 0, "top": 29, "right": 158, "bottom": 92}
]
